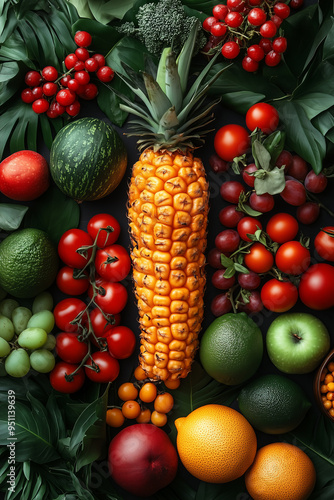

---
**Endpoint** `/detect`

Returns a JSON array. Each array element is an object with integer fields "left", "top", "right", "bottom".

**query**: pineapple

[{"left": 115, "top": 22, "right": 225, "bottom": 381}]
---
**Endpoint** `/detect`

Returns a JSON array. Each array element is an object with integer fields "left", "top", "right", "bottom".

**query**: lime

[
  {"left": 238, "top": 373, "right": 311, "bottom": 434},
  {"left": 0, "top": 228, "right": 59, "bottom": 299},
  {"left": 199, "top": 312, "right": 263, "bottom": 385}
]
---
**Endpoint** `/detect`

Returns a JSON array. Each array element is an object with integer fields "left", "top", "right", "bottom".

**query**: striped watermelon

[{"left": 49, "top": 118, "right": 127, "bottom": 201}]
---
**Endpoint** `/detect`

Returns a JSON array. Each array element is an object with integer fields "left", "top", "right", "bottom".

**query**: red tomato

[
  {"left": 87, "top": 213, "right": 121, "bottom": 248},
  {"left": 237, "top": 217, "right": 262, "bottom": 242},
  {"left": 89, "top": 278, "right": 128, "bottom": 315},
  {"left": 56, "top": 266, "right": 89, "bottom": 295},
  {"left": 107, "top": 326, "right": 136, "bottom": 359},
  {"left": 95, "top": 244, "right": 131, "bottom": 282},
  {"left": 55, "top": 332, "right": 89, "bottom": 364},
  {"left": 245, "top": 102, "right": 279, "bottom": 134},
  {"left": 49, "top": 361, "right": 85, "bottom": 393},
  {"left": 85, "top": 351, "right": 120, "bottom": 383},
  {"left": 275, "top": 241, "right": 311, "bottom": 275},
  {"left": 214, "top": 124, "right": 250, "bottom": 162},
  {"left": 53, "top": 298, "right": 87, "bottom": 333},
  {"left": 261, "top": 278, "right": 298, "bottom": 312},
  {"left": 89, "top": 307, "right": 121, "bottom": 347},
  {"left": 58, "top": 229, "right": 93, "bottom": 268},
  {"left": 314, "top": 227, "right": 334, "bottom": 262},
  {"left": 244, "top": 243, "right": 274, "bottom": 273},
  {"left": 0, "top": 150, "right": 50, "bottom": 201},
  {"left": 298, "top": 263, "right": 334, "bottom": 310},
  {"left": 266, "top": 213, "right": 299, "bottom": 243}
]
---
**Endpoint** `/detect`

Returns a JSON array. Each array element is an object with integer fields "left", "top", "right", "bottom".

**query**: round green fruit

[
  {"left": 199, "top": 312, "right": 263, "bottom": 385},
  {"left": 17, "top": 327, "right": 47, "bottom": 350},
  {"left": 5, "top": 349, "right": 30, "bottom": 377}
]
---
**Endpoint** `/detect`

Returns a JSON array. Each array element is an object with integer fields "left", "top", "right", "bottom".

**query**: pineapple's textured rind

[{"left": 128, "top": 148, "right": 208, "bottom": 381}]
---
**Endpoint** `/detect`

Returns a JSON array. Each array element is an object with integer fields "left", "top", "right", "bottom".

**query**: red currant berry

[
  {"left": 41, "top": 66, "right": 58, "bottom": 82},
  {"left": 74, "top": 31, "right": 92, "bottom": 48},
  {"left": 93, "top": 54, "right": 106, "bottom": 67},
  {"left": 96, "top": 66, "right": 115, "bottom": 83},
  {"left": 73, "top": 61, "right": 85, "bottom": 71},
  {"left": 53, "top": 101, "right": 66, "bottom": 115},
  {"left": 248, "top": 0, "right": 261, "bottom": 5},
  {"left": 212, "top": 4, "right": 228, "bottom": 20},
  {"left": 221, "top": 41, "right": 240, "bottom": 59},
  {"left": 242, "top": 56, "right": 259, "bottom": 72},
  {"left": 265, "top": 50, "right": 281, "bottom": 66},
  {"left": 272, "top": 36, "right": 287, "bottom": 53},
  {"left": 210, "top": 22, "right": 227, "bottom": 37},
  {"left": 67, "top": 79, "right": 80, "bottom": 92},
  {"left": 259, "top": 38, "right": 273, "bottom": 54},
  {"left": 225, "top": 11, "right": 243, "bottom": 28},
  {"left": 60, "top": 75, "right": 71, "bottom": 87},
  {"left": 56, "top": 88, "right": 76, "bottom": 106},
  {"left": 24, "top": 70, "right": 42, "bottom": 87},
  {"left": 32, "top": 98, "right": 49, "bottom": 114},
  {"left": 64, "top": 53, "right": 78, "bottom": 70},
  {"left": 66, "top": 100, "right": 81, "bottom": 117},
  {"left": 21, "top": 88, "right": 35, "bottom": 103},
  {"left": 260, "top": 20, "right": 277, "bottom": 38},
  {"left": 75, "top": 47, "right": 90, "bottom": 61},
  {"left": 31, "top": 86, "right": 43, "bottom": 100},
  {"left": 85, "top": 57, "right": 99, "bottom": 72},
  {"left": 227, "top": 0, "right": 246, "bottom": 12},
  {"left": 247, "top": 8, "right": 267, "bottom": 26},
  {"left": 42, "top": 82, "right": 58, "bottom": 96},
  {"left": 74, "top": 70, "right": 90, "bottom": 85},
  {"left": 271, "top": 14, "right": 283, "bottom": 28},
  {"left": 78, "top": 83, "right": 98, "bottom": 100},
  {"left": 46, "top": 106, "right": 59, "bottom": 119},
  {"left": 274, "top": 2, "right": 290, "bottom": 19},
  {"left": 247, "top": 44, "right": 265, "bottom": 62},
  {"left": 203, "top": 16, "right": 219, "bottom": 31}
]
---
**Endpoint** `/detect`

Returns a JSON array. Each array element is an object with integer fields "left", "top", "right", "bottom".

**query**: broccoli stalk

[{"left": 116, "top": 0, "right": 206, "bottom": 57}]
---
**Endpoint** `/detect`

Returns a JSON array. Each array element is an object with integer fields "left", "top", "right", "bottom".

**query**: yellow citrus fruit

[
  {"left": 175, "top": 404, "right": 257, "bottom": 483},
  {"left": 245, "top": 442, "right": 316, "bottom": 500}
]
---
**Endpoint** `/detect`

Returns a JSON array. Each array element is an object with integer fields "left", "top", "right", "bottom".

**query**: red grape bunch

[{"left": 21, "top": 31, "right": 115, "bottom": 119}]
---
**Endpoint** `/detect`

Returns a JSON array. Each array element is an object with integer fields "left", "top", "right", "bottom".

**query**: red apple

[
  {"left": 108, "top": 423, "right": 178, "bottom": 497},
  {"left": 0, "top": 150, "right": 50, "bottom": 201}
]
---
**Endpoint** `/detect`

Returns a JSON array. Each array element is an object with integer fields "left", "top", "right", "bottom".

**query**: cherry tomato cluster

[
  {"left": 106, "top": 366, "right": 179, "bottom": 429},
  {"left": 49, "top": 213, "right": 136, "bottom": 394},
  {"left": 21, "top": 31, "right": 114, "bottom": 119},
  {"left": 202, "top": 1, "right": 297, "bottom": 72}
]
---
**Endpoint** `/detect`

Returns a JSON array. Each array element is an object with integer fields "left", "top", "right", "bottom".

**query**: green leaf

[
  {"left": 106, "top": 36, "right": 158, "bottom": 77},
  {"left": 220, "top": 253, "right": 233, "bottom": 268},
  {"left": 0, "top": 61, "right": 19, "bottom": 82},
  {"left": 23, "top": 185, "right": 80, "bottom": 245},
  {"left": 320, "top": 14, "right": 334, "bottom": 62},
  {"left": 275, "top": 100, "right": 326, "bottom": 174},
  {"left": 223, "top": 267, "right": 235, "bottom": 279},
  {"left": 69, "top": 471, "right": 95, "bottom": 500},
  {"left": 0, "top": 204, "right": 29, "bottom": 231},
  {"left": 254, "top": 167, "right": 286, "bottom": 196},
  {"left": 312, "top": 110, "right": 334, "bottom": 136},
  {"left": 252, "top": 140, "right": 271, "bottom": 171},
  {"left": 263, "top": 130, "right": 285, "bottom": 167},
  {"left": 89, "top": 0, "right": 136, "bottom": 23},
  {"left": 72, "top": 18, "right": 123, "bottom": 55},
  {"left": 0, "top": 372, "right": 51, "bottom": 404},
  {"left": 294, "top": 92, "right": 334, "bottom": 121}
]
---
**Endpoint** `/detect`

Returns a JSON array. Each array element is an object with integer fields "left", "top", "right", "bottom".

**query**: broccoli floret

[{"left": 116, "top": 0, "right": 206, "bottom": 57}]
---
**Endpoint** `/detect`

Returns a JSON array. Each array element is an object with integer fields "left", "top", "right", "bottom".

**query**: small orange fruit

[
  {"left": 245, "top": 442, "right": 316, "bottom": 500},
  {"left": 175, "top": 404, "right": 257, "bottom": 483}
]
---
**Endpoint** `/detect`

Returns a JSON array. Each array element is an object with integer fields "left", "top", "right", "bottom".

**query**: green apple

[{"left": 266, "top": 312, "right": 330, "bottom": 374}]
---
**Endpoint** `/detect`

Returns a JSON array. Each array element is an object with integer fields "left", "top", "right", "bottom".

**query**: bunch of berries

[
  {"left": 202, "top": 1, "right": 299, "bottom": 72},
  {"left": 21, "top": 31, "right": 114, "bottom": 119}
]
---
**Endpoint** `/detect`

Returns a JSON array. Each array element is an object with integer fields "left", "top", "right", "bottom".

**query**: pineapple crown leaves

[{"left": 108, "top": 21, "right": 230, "bottom": 152}]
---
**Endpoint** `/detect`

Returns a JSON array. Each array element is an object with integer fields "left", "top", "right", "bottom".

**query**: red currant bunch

[
  {"left": 202, "top": 1, "right": 291, "bottom": 73},
  {"left": 21, "top": 31, "right": 115, "bottom": 119}
]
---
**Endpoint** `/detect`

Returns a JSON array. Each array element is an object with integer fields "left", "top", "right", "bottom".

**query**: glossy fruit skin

[
  {"left": 56, "top": 332, "right": 88, "bottom": 363},
  {"left": 214, "top": 125, "right": 250, "bottom": 162},
  {"left": 87, "top": 213, "right": 121, "bottom": 247},
  {"left": 212, "top": 269, "right": 236, "bottom": 290},
  {"left": 280, "top": 179, "right": 306, "bottom": 206},
  {"left": 261, "top": 279, "right": 298, "bottom": 312},
  {"left": 58, "top": 229, "right": 93, "bottom": 269},
  {"left": 296, "top": 202, "right": 320, "bottom": 225},
  {"left": 298, "top": 263, "right": 334, "bottom": 310},
  {"left": 237, "top": 217, "right": 262, "bottom": 242},
  {"left": 0, "top": 150, "right": 50, "bottom": 201},
  {"left": 304, "top": 170, "right": 328, "bottom": 193},
  {"left": 249, "top": 192, "right": 274, "bottom": 213},
  {"left": 246, "top": 103, "right": 279, "bottom": 134},
  {"left": 49, "top": 118, "right": 127, "bottom": 202},
  {"left": 314, "top": 227, "right": 334, "bottom": 261},
  {"left": 266, "top": 213, "right": 299, "bottom": 243},
  {"left": 53, "top": 298, "right": 87, "bottom": 333},
  {"left": 220, "top": 181, "right": 246, "bottom": 204},
  {"left": 89, "top": 278, "right": 128, "bottom": 315},
  {"left": 108, "top": 424, "right": 178, "bottom": 497},
  {"left": 95, "top": 244, "right": 131, "bottom": 282},
  {"left": 107, "top": 326, "right": 136, "bottom": 359},
  {"left": 211, "top": 293, "right": 232, "bottom": 316},
  {"left": 275, "top": 241, "right": 311, "bottom": 275},
  {"left": 85, "top": 351, "right": 120, "bottom": 383},
  {"left": 215, "top": 229, "right": 240, "bottom": 253},
  {"left": 56, "top": 266, "right": 89, "bottom": 295},
  {"left": 244, "top": 243, "right": 274, "bottom": 273},
  {"left": 242, "top": 163, "right": 257, "bottom": 187},
  {"left": 219, "top": 205, "right": 244, "bottom": 228},
  {"left": 49, "top": 362, "right": 85, "bottom": 393}
]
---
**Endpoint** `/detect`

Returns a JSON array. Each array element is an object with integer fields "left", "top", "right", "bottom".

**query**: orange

[
  {"left": 245, "top": 442, "right": 316, "bottom": 500},
  {"left": 175, "top": 404, "right": 257, "bottom": 483}
]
